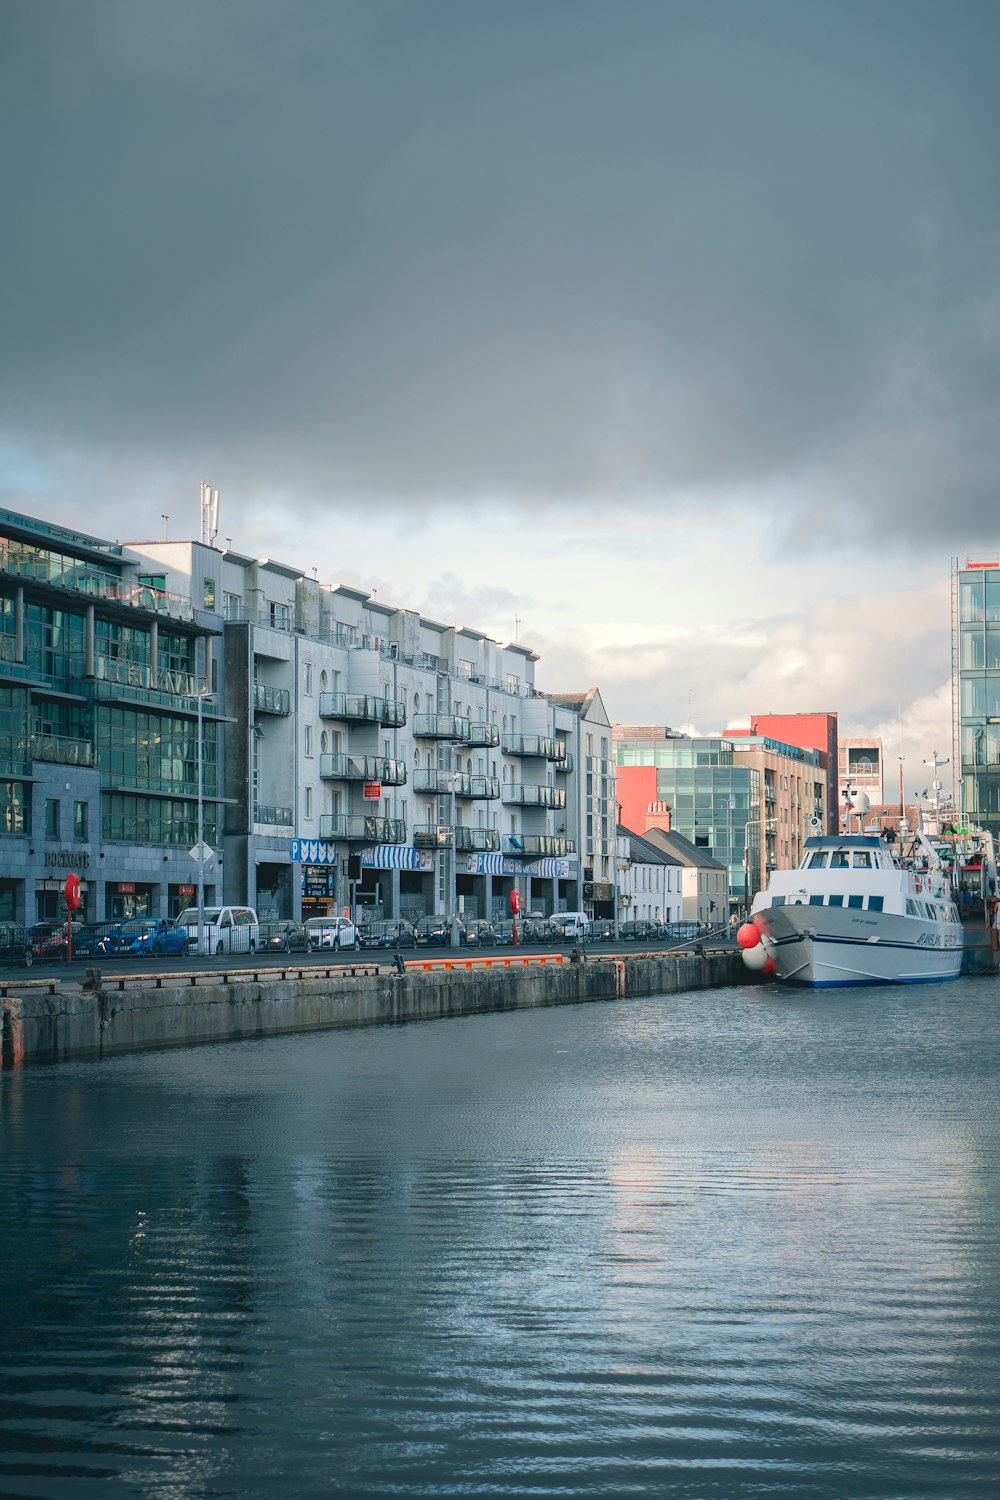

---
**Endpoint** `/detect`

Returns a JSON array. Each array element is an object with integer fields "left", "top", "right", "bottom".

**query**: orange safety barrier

[{"left": 405, "top": 952, "right": 566, "bottom": 973}]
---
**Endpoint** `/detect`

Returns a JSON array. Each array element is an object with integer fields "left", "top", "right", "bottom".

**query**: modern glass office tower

[
  {"left": 952, "top": 557, "right": 1000, "bottom": 835},
  {"left": 614, "top": 733, "right": 761, "bottom": 907}
]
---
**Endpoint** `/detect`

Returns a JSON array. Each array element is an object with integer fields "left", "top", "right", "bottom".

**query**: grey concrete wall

[{"left": 2, "top": 952, "right": 744, "bottom": 1066}]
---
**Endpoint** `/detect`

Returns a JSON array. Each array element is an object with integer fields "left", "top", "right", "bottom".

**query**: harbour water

[{"left": 2, "top": 979, "right": 999, "bottom": 1498}]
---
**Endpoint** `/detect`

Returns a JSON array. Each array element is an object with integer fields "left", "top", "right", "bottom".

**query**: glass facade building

[
  {"left": 615, "top": 735, "right": 761, "bottom": 904},
  {"left": 953, "top": 558, "right": 1000, "bottom": 835}
]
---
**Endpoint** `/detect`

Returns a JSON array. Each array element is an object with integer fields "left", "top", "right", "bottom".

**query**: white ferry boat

[{"left": 742, "top": 834, "right": 964, "bottom": 988}]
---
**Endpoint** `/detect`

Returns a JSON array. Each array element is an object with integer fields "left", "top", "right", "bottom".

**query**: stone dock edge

[{"left": 1, "top": 952, "right": 747, "bottom": 1066}]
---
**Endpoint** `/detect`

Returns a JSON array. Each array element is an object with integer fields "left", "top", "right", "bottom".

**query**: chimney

[{"left": 645, "top": 799, "right": 671, "bottom": 833}]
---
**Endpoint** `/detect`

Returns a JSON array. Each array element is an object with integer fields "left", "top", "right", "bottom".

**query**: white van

[
  {"left": 550, "top": 911, "right": 591, "bottom": 941},
  {"left": 176, "top": 905, "right": 260, "bottom": 956}
]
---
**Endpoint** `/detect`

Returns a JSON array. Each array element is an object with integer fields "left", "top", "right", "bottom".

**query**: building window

[
  {"left": 305, "top": 662, "right": 313, "bottom": 695},
  {"left": 223, "top": 591, "right": 243, "bottom": 621},
  {"left": 74, "top": 801, "right": 88, "bottom": 842},
  {"left": 203, "top": 579, "right": 216, "bottom": 610},
  {"left": 304, "top": 786, "right": 313, "bottom": 819},
  {"left": 45, "top": 798, "right": 59, "bottom": 839},
  {"left": 304, "top": 725, "right": 313, "bottom": 757},
  {"left": 505, "top": 673, "right": 520, "bottom": 695},
  {"left": 269, "top": 600, "right": 290, "bottom": 630}
]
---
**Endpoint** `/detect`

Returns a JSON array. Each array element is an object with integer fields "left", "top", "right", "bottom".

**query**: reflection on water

[{"left": 2, "top": 980, "right": 999, "bottom": 1497}]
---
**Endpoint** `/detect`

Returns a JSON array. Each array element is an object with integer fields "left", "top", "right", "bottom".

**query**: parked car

[
  {"left": 360, "top": 920, "right": 416, "bottom": 949},
  {"left": 304, "top": 915, "right": 361, "bottom": 952},
  {"left": 619, "top": 920, "right": 655, "bottom": 942},
  {"left": 520, "top": 916, "right": 554, "bottom": 944},
  {"left": 463, "top": 920, "right": 497, "bottom": 947},
  {"left": 260, "top": 920, "right": 308, "bottom": 953},
  {"left": 120, "top": 918, "right": 189, "bottom": 958},
  {"left": 493, "top": 920, "right": 514, "bottom": 946},
  {"left": 413, "top": 916, "right": 458, "bottom": 946},
  {"left": 0, "top": 921, "right": 33, "bottom": 968},
  {"left": 590, "top": 918, "right": 615, "bottom": 941},
  {"left": 28, "top": 920, "right": 69, "bottom": 962}
]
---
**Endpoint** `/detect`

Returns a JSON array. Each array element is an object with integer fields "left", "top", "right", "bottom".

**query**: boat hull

[{"left": 753, "top": 904, "right": 963, "bottom": 988}]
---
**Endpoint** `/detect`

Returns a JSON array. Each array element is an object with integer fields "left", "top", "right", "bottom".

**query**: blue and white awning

[
  {"left": 464, "top": 854, "right": 575, "bottom": 879},
  {"left": 361, "top": 845, "right": 434, "bottom": 871}
]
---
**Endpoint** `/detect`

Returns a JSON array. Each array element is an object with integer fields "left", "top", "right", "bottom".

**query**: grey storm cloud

[{"left": 2, "top": 0, "right": 999, "bottom": 539}]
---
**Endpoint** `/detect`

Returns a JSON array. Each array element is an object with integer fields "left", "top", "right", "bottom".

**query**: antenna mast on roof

[{"left": 199, "top": 482, "right": 220, "bottom": 547}]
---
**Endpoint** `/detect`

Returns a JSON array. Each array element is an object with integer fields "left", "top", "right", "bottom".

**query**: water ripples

[{"left": 2, "top": 980, "right": 1000, "bottom": 1495}]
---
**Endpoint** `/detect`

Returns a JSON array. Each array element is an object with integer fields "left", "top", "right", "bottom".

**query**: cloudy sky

[{"left": 3, "top": 0, "right": 998, "bottom": 793}]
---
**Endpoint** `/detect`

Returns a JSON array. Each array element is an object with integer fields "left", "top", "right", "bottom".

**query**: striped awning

[{"left": 361, "top": 845, "right": 434, "bottom": 872}]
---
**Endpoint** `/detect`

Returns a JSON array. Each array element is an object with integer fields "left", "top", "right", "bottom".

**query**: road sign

[{"left": 189, "top": 841, "right": 214, "bottom": 863}]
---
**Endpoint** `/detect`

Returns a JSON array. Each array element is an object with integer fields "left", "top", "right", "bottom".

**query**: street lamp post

[
  {"left": 196, "top": 689, "right": 214, "bottom": 955},
  {"left": 449, "top": 771, "right": 461, "bottom": 948}
]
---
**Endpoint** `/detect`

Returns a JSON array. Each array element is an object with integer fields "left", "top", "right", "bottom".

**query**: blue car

[{"left": 121, "top": 919, "right": 189, "bottom": 958}]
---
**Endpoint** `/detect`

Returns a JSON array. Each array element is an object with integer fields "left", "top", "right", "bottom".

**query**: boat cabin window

[
  {"left": 808, "top": 851, "right": 829, "bottom": 868},
  {"left": 830, "top": 851, "right": 849, "bottom": 868},
  {"left": 847, "top": 894, "right": 864, "bottom": 908},
  {"left": 852, "top": 852, "right": 871, "bottom": 869},
  {"left": 809, "top": 895, "right": 824, "bottom": 905},
  {"left": 828, "top": 894, "right": 844, "bottom": 906},
  {"left": 867, "top": 896, "right": 884, "bottom": 912}
]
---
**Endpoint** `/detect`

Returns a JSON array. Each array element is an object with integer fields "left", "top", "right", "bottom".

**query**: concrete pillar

[
  {"left": 389, "top": 867, "right": 401, "bottom": 919},
  {"left": 14, "top": 586, "right": 24, "bottom": 661},
  {"left": 85, "top": 604, "right": 95, "bottom": 677},
  {"left": 149, "top": 620, "right": 158, "bottom": 689},
  {"left": 203, "top": 633, "right": 213, "bottom": 694}
]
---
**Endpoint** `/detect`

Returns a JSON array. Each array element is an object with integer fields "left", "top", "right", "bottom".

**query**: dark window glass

[
  {"left": 847, "top": 894, "right": 864, "bottom": 908},
  {"left": 868, "top": 896, "right": 884, "bottom": 912},
  {"left": 44, "top": 798, "right": 59, "bottom": 838},
  {"left": 828, "top": 894, "right": 844, "bottom": 907}
]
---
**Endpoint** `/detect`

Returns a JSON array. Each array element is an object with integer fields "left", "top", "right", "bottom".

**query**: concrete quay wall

[{"left": 2, "top": 952, "right": 745, "bottom": 1066}]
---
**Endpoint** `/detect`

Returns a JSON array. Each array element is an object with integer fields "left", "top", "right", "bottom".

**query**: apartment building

[
  {"left": 127, "top": 537, "right": 613, "bottom": 926},
  {"left": 0, "top": 508, "right": 223, "bottom": 925}
]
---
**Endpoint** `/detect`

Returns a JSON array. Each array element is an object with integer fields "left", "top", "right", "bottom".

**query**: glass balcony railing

[
  {"left": 454, "top": 826, "right": 501, "bottom": 852},
  {"left": 413, "top": 770, "right": 464, "bottom": 795},
  {"left": 318, "top": 692, "right": 407, "bottom": 726},
  {"left": 466, "top": 775, "right": 500, "bottom": 800},
  {"left": 317, "top": 814, "right": 406, "bottom": 843},
  {"left": 501, "top": 735, "right": 566, "bottom": 760},
  {"left": 502, "top": 834, "right": 575, "bottom": 857},
  {"left": 253, "top": 682, "right": 291, "bottom": 715},
  {"left": 462, "top": 722, "right": 500, "bottom": 748},
  {"left": 320, "top": 755, "right": 406, "bottom": 784},
  {"left": 253, "top": 804, "right": 293, "bottom": 827},
  {"left": 0, "top": 542, "right": 194, "bottom": 620},
  {"left": 70, "top": 656, "right": 209, "bottom": 703},
  {"left": 412, "top": 822, "right": 453, "bottom": 848},
  {"left": 410, "top": 822, "right": 500, "bottom": 852},
  {"left": 30, "top": 733, "right": 95, "bottom": 768},
  {"left": 413, "top": 714, "right": 471, "bottom": 740},
  {"left": 501, "top": 784, "right": 566, "bottom": 808}
]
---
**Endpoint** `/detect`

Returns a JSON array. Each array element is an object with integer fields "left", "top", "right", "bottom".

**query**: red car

[{"left": 28, "top": 920, "right": 69, "bottom": 962}]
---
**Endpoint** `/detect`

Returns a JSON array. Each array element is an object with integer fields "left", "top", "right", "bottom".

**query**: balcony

[
  {"left": 318, "top": 814, "right": 406, "bottom": 843},
  {"left": 253, "top": 682, "right": 291, "bottom": 715},
  {"left": 0, "top": 542, "right": 195, "bottom": 621},
  {"left": 502, "top": 834, "right": 575, "bottom": 857},
  {"left": 30, "top": 733, "right": 95, "bottom": 768},
  {"left": 413, "top": 714, "right": 471, "bottom": 740},
  {"left": 461, "top": 722, "right": 500, "bottom": 748},
  {"left": 455, "top": 826, "right": 501, "bottom": 853},
  {"left": 413, "top": 770, "right": 501, "bottom": 799},
  {"left": 320, "top": 754, "right": 407, "bottom": 784},
  {"left": 318, "top": 691, "right": 406, "bottom": 726},
  {"left": 254, "top": 803, "right": 293, "bottom": 827},
  {"left": 413, "top": 822, "right": 454, "bottom": 848},
  {"left": 501, "top": 735, "right": 566, "bottom": 760},
  {"left": 467, "top": 775, "right": 500, "bottom": 800},
  {"left": 555, "top": 751, "right": 574, "bottom": 773},
  {"left": 71, "top": 656, "right": 209, "bottom": 705},
  {"left": 502, "top": 784, "right": 566, "bottom": 809}
]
